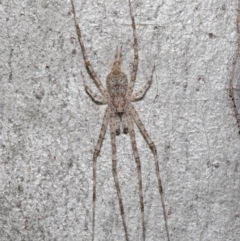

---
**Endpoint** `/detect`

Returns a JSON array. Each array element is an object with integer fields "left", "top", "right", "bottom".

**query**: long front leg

[
  {"left": 110, "top": 113, "right": 129, "bottom": 241},
  {"left": 129, "top": 104, "right": 170, "bottom": 241},
  {"left": 71, "top": 0, "right": 108, "bottom": 97},
  {"left": 92, "top": 107, "right": 110, "bottom": 241},
  {"left": 127, "top": 0, "right": 139, "bottom": 96},
  {"left": 126, "top": 112, "right": 146, "bottom": 241}
]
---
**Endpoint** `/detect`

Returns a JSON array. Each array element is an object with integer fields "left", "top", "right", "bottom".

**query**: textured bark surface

[{"left": 0, "top": 0, "right": 240, "bottom": 240}]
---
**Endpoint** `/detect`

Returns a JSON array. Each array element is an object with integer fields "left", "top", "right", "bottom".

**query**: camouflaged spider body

[{"left": 71, "top": 0, "right": 170, "bottom": 240}]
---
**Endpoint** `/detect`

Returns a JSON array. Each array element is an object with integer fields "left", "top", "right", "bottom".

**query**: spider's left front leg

[
  {"left": 109, "top": 112, "right": 129, "bottom": 241},
  {"left": 71, "top": 0, "right": 108, "bottom": 97},
  {"left": 126, "top": 111, "right": 146, "bottom": 241}
]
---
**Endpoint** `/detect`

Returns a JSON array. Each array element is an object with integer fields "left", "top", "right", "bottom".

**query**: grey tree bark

[{"left": 0, "top": 0, "right": 239, "bottom": 240}]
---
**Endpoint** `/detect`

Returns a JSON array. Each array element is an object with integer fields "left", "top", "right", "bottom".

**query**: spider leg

[
  {"left": 71, "top": 0, "right": 108, "bottom": 97},
  {"left": 126, "top": 112, "right": 146, "bottom": 241},
  {"left": 81, "top": 72, "right": 107, "bottom": 104},
  {"left": 129, "top": 104, "right": 170, "bottom": 241},
  {"left": 92, "top": 107, "right": 110, "bottom": 241},
  {"left": 110, "top": 112, "right": 129, "bottom": 241},
  {"left": 84, "top": 85, "right": 107, "bottom": 104},
  {"left": 127, "top": 0, "right": 139, "bottom": 96},
  {"left": 129, "top": 65, "right": 155, "bottom": 102}
]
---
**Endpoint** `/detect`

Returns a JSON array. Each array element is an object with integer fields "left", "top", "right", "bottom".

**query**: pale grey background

[{"left": 0, "top": 0, "right": 240, "bottom": 241}]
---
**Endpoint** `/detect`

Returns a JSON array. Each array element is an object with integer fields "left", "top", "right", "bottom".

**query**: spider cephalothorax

[
  {"left": 106, "top": 47, "right": 130, "bottom": 135},
  {"left": 107, "top": 46, "right": 128, "bottom": 115},
  {"left": 71, "top": 0, "right": 170, "bottom": 240}
]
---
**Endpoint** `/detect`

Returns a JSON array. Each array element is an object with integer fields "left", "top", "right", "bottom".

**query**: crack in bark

[{"left": 229, "top": 1, "right": 240, "bottom": 135}]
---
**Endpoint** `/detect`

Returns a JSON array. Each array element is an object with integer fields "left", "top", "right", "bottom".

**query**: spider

[{"left": 70, "top": 0, "right": 170, "bottom": 240}]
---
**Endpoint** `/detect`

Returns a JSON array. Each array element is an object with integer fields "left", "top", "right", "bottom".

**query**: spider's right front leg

[{"left": 127, "top": 0, "right": 139, "bottom": 96}]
